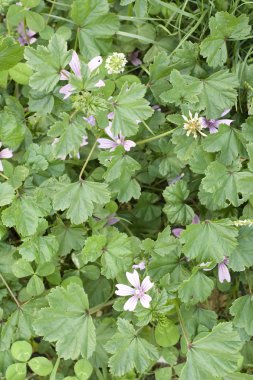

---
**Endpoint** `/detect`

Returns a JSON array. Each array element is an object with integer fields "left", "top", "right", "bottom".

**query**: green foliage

[
  {"left": 106, "top": 319, "right": 159, "bottom": 376},
  {"left": 34, "top": 284, "right": 96, "bottom": 360},
  {"left": 180, "top": 323, "right": 243, "bottom": 380}
]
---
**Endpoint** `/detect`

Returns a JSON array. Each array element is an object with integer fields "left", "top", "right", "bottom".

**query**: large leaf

[
  {"left": 178, "top": 271, "right": 214, "bottom": 305},
  {"left": 106, "top": 318, "right": 159, "bottom": 376},
  {"left": 180, "top": 323, "right": 243, "bottom": 380},
  {"left": 163, "top": 181, "right": 195, "bottom": 224},
  {"left": 229, "top": 227, "right": 253, "bottom": 271},
  {"left": 71, "top": 0, "right": 119, "bottom": 59},
  {"left": 24, "top": 35, "right": 71, "bottom": 93},
  {"left": 230, "top": 295, "right": 253, "bottom": 335},
  {"left": 53, "top": 180, "right": 110, "bottom": 224},
  {"left": 111, "top": 83, "right": 154, "bottom": 136},
  {"left": 33, "top": 284, "right": 96, "bottom": 360},
  {"left": 181, "top": 219, "right": 238, "bottom": 262},
  {"left": 200, "top": 12, "right": 251, "bottom": 68}
]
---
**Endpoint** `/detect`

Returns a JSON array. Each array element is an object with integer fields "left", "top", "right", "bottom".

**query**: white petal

[
  {"left": 97, "top": 138, "right": 117, "bottom": 150},
  {"left": 140, "top": 294, "right": 152, "bottom": 308},
  {"left": 123, "top": 296, "right": 138, "bottom": 311},
  {"left": 123, "top": 140, "right": 136, "bottom": 151},
  {"left": 95, "top": 80, "right": 105, "bottom": 88},
  {"left": 0, "top": 148, "right": 13, "bottom": 158},
  {"left": 141, "top": 276, "right": 153, "bottom": 292},
  {"left": 69, "top": 51, "right": 82, "bottom": 78},
  {"left": 105, "top": 125, "right": 115, "bottom": 140},
  {"left": 218, "top": 263, "right": 231, "bottom": 283},
  {"left": 88, "top": 56, "right": 103, "bottom": 72},
  {"left": 0, "top": 160, "right": 3, "bottom": 171},
  {"left": 126, "top": 270, "right": 140, "bottom": 289},
  {"left": 115, "top": 284, "right": 135, "bottom": 296}
]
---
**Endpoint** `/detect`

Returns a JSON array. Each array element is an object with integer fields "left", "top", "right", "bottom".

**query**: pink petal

[
  {"left": 141, "top": 276, "right": 153, "bottom": 292},
  {"left": 80, "top": 136, "right": 88, "bottom": 147},
  {"left": 140, "top": 294, "right": 152, "bottom": 308},
  {"left": 97, "top": 138, "right": 117, "bottom": 150},
  {"left": 132, "top": 261, "right": 146, "bottom": 270},
  {"left": 216, "top": 119, "right": 233, "bottom": 126},
  {"left": 115, "top": 284, "right": 135, "bottom": 296},
  {"left": 107, "top": 112, "right": 114, "bottom": 120},
  {"left": 69, "top": 51, "right": 81, "bottom": 78},
  {"left": 209, "top": 126, "right": 218, "bottom": 134},
  {"left": 126, "top": 270, "right": 140, "bottom": 289},
  {"left": 123, "top": 140, "right": 136, "bottom": 151},
  {"left": 0, "top": 160, "right": 3, "bottom": 171},
  {"left": 105, "top": 125, "right": 115, "bottom": 140},
  {"left": 95, "top": 80, "right": 105, "bottom": 88},
  {"left": 192, "top": 214, "right": 200, "bottom": 224},
  {"left": 218, "top": 263, "right": 231, "bottom": 283},
  {"left": 221, "top": 109, "right": 231, "bottom": 117},
  {"left": 123, "top": 296, "right": 138, "bottom": 311},
  {"left": 172, "top": 228, "right": 184, "bottom": 238},
  {"left": 60, "top": 69, "right": 70, "bottom": 80},
  {"left": 59, "top": 84, "right": 75, "bottom": 99},
  {"left": 88, "top": 56, "right": 103, "bottom": 72},
  {"left": 0, "top": 148, "right": 13, "bottom": 159}
]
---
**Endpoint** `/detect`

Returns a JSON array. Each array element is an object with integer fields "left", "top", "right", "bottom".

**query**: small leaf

[
  {"left": 28, "top": 357, "right": 53, "bottom": 376},
  {"left": 11, "top": 340, "right": 32, "bottom": 362},
  {"left": 155, "top": 319, "right": 180, "bottom": 347},
  {"left": 6, "top": 363, "right": 27, "bottom": 380},
  {"left": 178, "top": 271, "right": 214, "bottom": 304},
  {"left": 74, "top": 358, "right": 93, "bottom": 380},
  {"left": 0, "top": 183, "right": 15, "bottom": 206},
  {"left": 230, "top": 295, "right": 253, "bottom": 335}
]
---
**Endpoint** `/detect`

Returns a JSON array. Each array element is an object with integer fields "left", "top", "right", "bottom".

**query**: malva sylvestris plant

[{"left": 1, "top": 1, "right": 253, "bottom": 379}]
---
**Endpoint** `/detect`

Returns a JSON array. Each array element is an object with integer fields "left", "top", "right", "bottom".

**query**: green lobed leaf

[{"left": 33, "top": 284, "right": 96, "bottom": 360}]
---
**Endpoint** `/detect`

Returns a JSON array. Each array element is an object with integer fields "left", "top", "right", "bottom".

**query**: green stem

[
  {"left": 46, "top": 0, "right": 56, "bottom": 24},
  {"left": 0, "top": 172, "right": 9, "bottom": 180},
  {"left": 135, "top": 126, "right": 179, "bottom": 145},
  {"left": 89, "top": 300, "right": 115, "bottom": 315},
  {"left": 0, "top": 273, "right": 21, "bottom": 309},
  {"left": 79, "top": 137, "right": 100, "bottom": 181},
  {"left": 176, "top": 303, "right": 191, "bottom": 347}
]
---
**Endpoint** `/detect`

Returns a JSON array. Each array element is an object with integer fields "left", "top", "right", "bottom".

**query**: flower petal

[
  {"left": 97, "top": 138, "right": 117, "bottom": 150},
  {"left": 216, "top": 119, "right": 233, "bottom": 126},
  {"left": 218, "top": 263, "right": 231, "bottom": 283},
  {"left": 69, "top": 51, "right": 81, "bottom": 78},
  {"left": 172, "top": 228, "right": 184, "bottom": 238},
  {"left": 220, "top": 109, "right": 231, "bottom": 117},
  {"left": 123, "top": 140, "right": 136, "bottom": 151},
  {"left": 95, "top": 80, "right": 105, "bottom": 88},
  {"left": 60, "top": 69, "right": 70, "bottom": 80},
  {"left": 192, "top": 214, "right": 200, "bottom": 224},
  {"left": 105, "top": 125, "right": 116, "bottom": 140},
  {"left": 0, "top": 148, "right": 13, "bottom": 159},
  {"left": 141, "top": 276, "right": 153, "bottom": 292},
  {"left": 140, "top": 294, "right": 152, "bottom": 308},
  {"left": 123, "top": 296, "right": 138, "bottom": 311},
  {"left": 59, "top": 84, "right": 75, "bottom": 99},
  {"left": 126, "top": 270, "right": 140, "bottom": 289},
  {"left": 88, "top": 56, "right": 103, "bottom": 72},
  {"left": 0, "top": 160, "right": 3, "bottom": 171},
  {"left": 132, "top": 261, "right": 146, "bottom": 270},
  {"left": 115, "top": 284, "right": 135, "bottom": 296}
]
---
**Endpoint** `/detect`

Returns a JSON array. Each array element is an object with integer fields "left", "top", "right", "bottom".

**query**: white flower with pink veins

[
  {"left": 0, "top": 144, "right": 13, "bottom": 171},
  {"left": 115, "top": 270, "right": 153, "bottom": 311}
]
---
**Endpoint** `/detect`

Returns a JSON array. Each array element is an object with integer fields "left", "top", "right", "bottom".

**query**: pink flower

[
  {"left": 17, "top": 22, "right": 37, "bottom": 46},
  {"left": 115, "top": 270, "right": 153, "bottom": 311},
  {"left": 0, "top": 144, "right": 13, "bottom": 171},
  {"left": 132, "top": 261, "right": 146, "bottom": 270},
  {"left": 59, "top": 52, "right": 103, "bottom": 99},
  {"left": 201, "top": 109, "right": 233, "bottom": 134},
  {"left": 97, "top": 124, "right": 136, "bottom": 152},
  {"left": 83, "top": 116, "right": 96, "bottom": 126},
  {"left": 129, "top": 51, "right": 142, "bottom": 66},
  {"left": 218, "top": 257, "right": 231, "bottom": 283},
  {"left": 172, "top": 214, "right": 200, "bottom": 238}
]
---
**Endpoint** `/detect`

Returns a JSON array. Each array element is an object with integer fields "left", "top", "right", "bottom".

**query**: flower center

[{"left": 134, "top": 288, "right": 143, "bottom": 298}]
